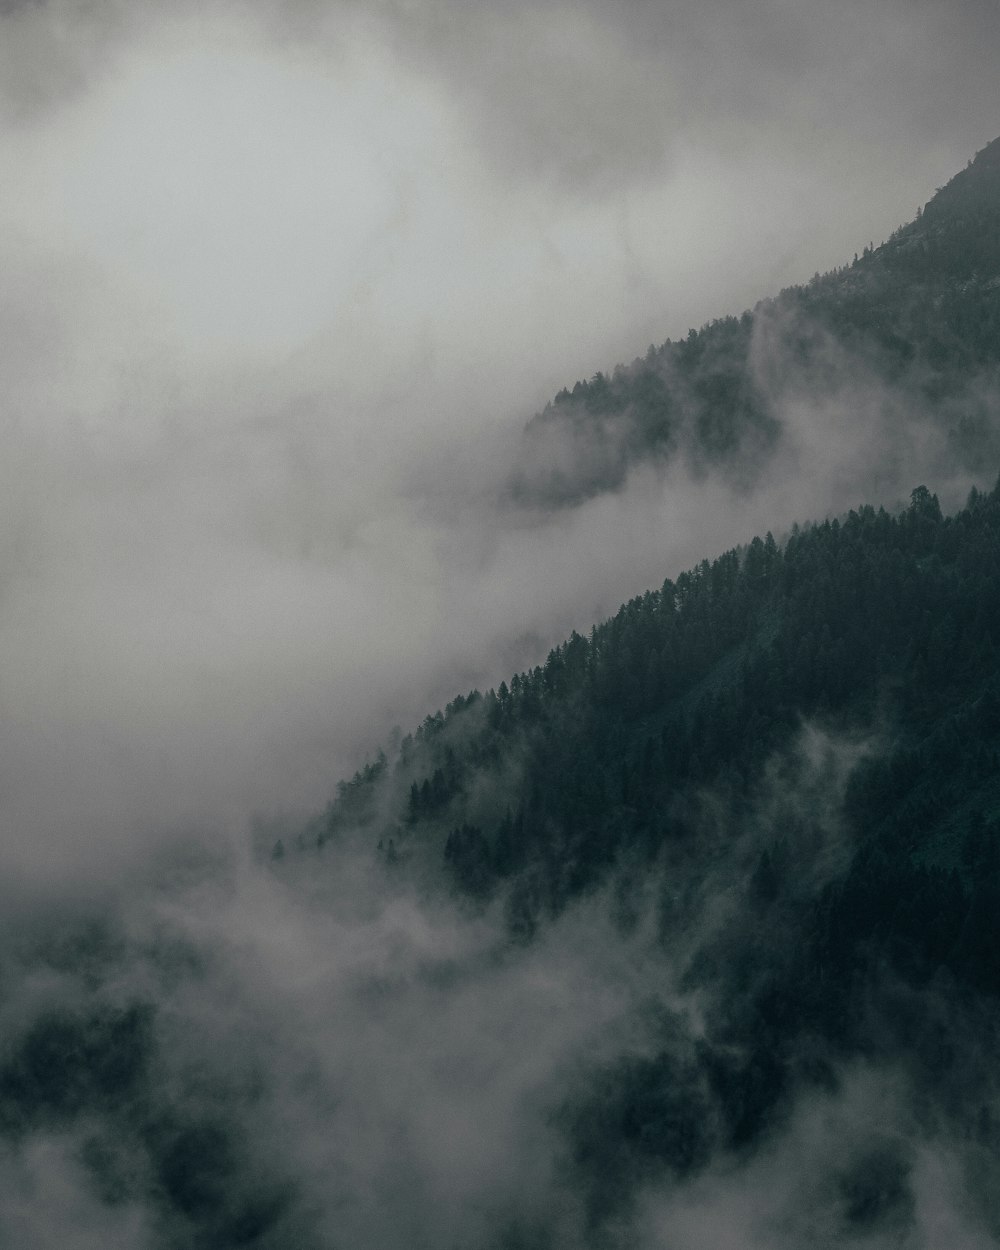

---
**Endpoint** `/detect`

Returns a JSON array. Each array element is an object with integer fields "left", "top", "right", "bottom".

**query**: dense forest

[
  {"left": 510, "top": 136, "right": 1000, "bottom": 505},
  {"left": 6, "top": 481, "right": 998, "bottom": 1247},
  {"left": 292, "top": 478, "right": 1000, "bottom": 1240}
]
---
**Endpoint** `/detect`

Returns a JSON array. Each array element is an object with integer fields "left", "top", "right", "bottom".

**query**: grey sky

[{"left": 0, "top": 0, "right": 996, "bottom": 881}]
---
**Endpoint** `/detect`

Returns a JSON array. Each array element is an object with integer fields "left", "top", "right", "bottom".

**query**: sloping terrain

[
  {"left": 296, "top": 481, "right": 1000, "bottom": 1243},
  {"left": 511, "top": 137, "right": 1000, "bottom": 506}
]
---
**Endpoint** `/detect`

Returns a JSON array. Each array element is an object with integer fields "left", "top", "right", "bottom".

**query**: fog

[
  {"left": 0, "top": 6, "right": 998, "bottom": 1241},
  {"left": 0, "top": 1, "right": 996, "bottom": 885},
  {"left": 1, "top": 722, "right": 996, "bottom": 1247}
]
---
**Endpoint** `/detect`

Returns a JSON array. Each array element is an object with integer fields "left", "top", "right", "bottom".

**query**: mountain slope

[
  {"left": 302, "top": 479, "right": 1000, "bottom": 1237},
  {"left": 318, "top": 482, "right": 1000, "bottom": 983},
  {"left": 509, "top": 136, "right": 1000, "bottom": 507}
]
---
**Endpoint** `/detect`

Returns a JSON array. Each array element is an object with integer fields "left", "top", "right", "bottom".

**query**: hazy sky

[{"left": 0, "top": 0, "right": 997, "bottom": 881}]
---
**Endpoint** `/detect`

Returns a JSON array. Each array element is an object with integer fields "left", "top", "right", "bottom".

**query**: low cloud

[{"left": 2, "top": 723, "right": 997, "bottom": 1247}]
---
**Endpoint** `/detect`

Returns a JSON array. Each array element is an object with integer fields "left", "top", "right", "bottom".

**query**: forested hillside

[
  {"left": 324, "top": 482, "right": 1000, "bottom": 962},
  {"left": 304, "top": 480, "right": 1000, "bottom": 1236},
  {"left": 5, "top": 484, "right": 996, "bottom": 1248},
  {"left": 510, "top": 136, "right": 1000, "bottom": 505}
]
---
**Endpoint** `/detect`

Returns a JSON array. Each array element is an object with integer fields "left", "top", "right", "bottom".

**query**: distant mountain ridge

[{"left": 509, "top": 135, "right": 1000, "bottom": 507}]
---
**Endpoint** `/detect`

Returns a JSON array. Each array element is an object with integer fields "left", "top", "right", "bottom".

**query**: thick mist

[
  {"left": 1, "top": 725, "right": 996, "bottom": 1247},
  {"left": 0, "top": 0, "right": 996, "bottom": 883}
]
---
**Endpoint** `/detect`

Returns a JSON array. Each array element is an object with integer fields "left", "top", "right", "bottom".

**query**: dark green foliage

[
  {"left": 444, "top": 823, "right": 495, "bottom": 897},
  {"left": 156, "top": 1120, "right": 235, "bottom": 1218},
  {"left": 321, "top": 750, "right": 389, "bottom": 844},
  {"left": 314, "top": 477, "right": 1000, "bottom": 1220},
  {"left": 0, "top": 1001, "right": 154, "bottom": 1130},
  {"left": 0, "top": 952, "right": 306, "bottom": 1248},
  {"left": 564, "top": 1048, "right": 713, "bottom": 1223},
  {"left": 146, "top": 1117, "right": 294, "bottom": 1245},
  {"left": 330, "top": 482, "right": 1000, "bottom": 991},
  {"left": 698, "top": 1035, "right": 789, "bottom": 1149},
  {"left": 511, "top": 314, "right": 777, "bottom": 504}
]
